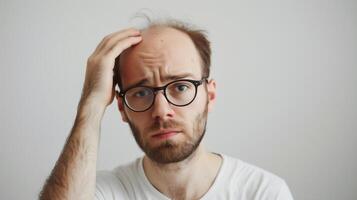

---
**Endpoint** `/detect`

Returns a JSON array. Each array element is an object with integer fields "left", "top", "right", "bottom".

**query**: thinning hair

[{"left": 114, "top": 18, "right": 211, "bottom": 91}]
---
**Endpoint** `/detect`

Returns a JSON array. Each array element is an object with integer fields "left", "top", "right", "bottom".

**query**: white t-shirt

[{"left": 95, "top": 154, "right": 294, "bottom": 200}]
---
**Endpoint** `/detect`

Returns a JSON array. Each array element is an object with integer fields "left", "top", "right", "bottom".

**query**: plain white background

[{"left": 1, "top": 0, "right": 356, "bottom": 199}]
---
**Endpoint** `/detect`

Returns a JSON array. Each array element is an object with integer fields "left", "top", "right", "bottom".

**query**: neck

[{"left": 142, "top": 145, "right": 222, "bottom": 200}]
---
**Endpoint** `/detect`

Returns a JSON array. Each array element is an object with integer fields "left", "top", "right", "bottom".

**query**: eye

[
  {"left": 130, "top": 88, "right": 151, "bottom": 98},
  {"left": 175, "top": 84, "right": 189, "bottom": 92},
  {"left": 135, "top": 90, "right": 149, "bottom": 97}
]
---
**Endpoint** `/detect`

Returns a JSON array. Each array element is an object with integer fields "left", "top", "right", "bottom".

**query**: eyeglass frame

[{"left": 117, "top": 77, "right": 208, "bottom": 112}]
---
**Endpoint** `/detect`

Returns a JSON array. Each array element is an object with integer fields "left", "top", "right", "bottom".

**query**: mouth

[{"left": 151, "top": 130, "right": 180, "bottom": 140}]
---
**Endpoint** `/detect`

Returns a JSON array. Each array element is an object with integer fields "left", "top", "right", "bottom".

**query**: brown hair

[{"left": 114, "top": 19, "right": 211, "bottom": 91}]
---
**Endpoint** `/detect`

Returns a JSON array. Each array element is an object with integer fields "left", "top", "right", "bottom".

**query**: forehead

[{"left": 119, "top": 26, "right": 202, "bottom": 88}]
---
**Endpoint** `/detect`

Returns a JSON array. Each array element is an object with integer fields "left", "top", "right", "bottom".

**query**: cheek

[
  {"left": 190, "top": 86, "right": 208, "bottom": 110},
  {"left": 126, "top": 110, "right": 151, "bottom": 130},
  {"left": 173, "top": 88, "right": 208, "bottom": 123}
]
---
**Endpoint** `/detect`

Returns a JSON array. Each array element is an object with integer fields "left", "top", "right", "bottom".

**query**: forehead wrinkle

[
  {"left": 138, "top": 51, "right": 167, "bottom": 67},
  {"left": 120, "top": 27, "right": 202, "bottom": 89}
]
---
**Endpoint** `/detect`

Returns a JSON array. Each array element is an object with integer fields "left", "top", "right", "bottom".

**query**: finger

[
  {"left": 94, "top": 28, "right": 141, "bottom": 54},
  {"left": 87, "top": 35, "right": 142, "bottom": 73},
  {"left": 106, "top": 35, "right": 142, "bottom": 59},
  {"left": 100, "top": 29, "right": 141, "bottom": 54},
  {"left": 95, "top": 28, "right": 140, "bottom": 51}
]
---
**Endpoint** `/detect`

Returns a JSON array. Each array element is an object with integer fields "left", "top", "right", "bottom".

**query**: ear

[
  {"left": 115, "top": 91, "right": 129, "bottom": 122},
  {"left": 206, "top": 79, "right": 217, "bottom": 112}
]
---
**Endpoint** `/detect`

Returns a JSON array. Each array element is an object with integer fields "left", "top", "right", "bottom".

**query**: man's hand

[
  {"left": 39, "top": 28, "right": 141, "bottom": 200},
  {"left": 80, "top": 28, "right": 142, "bottom": 110}
]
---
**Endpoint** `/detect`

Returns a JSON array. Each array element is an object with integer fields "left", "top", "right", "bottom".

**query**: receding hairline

[{"left": 114, "top": 18, "right": 211, "bottom": 91}]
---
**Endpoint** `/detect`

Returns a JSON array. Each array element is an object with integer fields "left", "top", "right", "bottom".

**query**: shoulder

[
  {"left": 222, "top": 154, "right": 285, "bottom": 185},
  {"left": 95, "top": 158, "right": 142, "bottom": 200},
  {"left": 218, "top": 154, "right": 294, "bottom": 199}
]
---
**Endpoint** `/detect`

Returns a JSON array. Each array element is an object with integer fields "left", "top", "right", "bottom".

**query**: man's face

[{"left": 117, "top": 27, "right": 216, "bottom": 164}]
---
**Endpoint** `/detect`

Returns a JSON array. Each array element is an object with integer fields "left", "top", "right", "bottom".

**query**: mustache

[{"left": 147, "top": 119, "right": 184, "bottom": 132}]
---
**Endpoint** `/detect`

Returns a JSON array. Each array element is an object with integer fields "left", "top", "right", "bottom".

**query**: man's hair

[{"left": 114, "top": 19, "right": 211, "bottom": 91}]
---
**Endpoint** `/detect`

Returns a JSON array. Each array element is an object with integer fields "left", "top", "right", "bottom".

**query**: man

[{"left": 40, "top": 19, "right": 294, "bottom": 200}]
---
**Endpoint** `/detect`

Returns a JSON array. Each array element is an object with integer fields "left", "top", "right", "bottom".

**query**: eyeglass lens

[{"left": 124, "top": 80, "right": 197, "bottom": 111}]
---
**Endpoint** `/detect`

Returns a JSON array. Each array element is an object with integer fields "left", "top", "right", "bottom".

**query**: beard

[{"left": 127, "top": 103, "right": 208, "bottom": 164}]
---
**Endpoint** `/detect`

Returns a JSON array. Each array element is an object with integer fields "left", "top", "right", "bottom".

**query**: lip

[{"left": 152, "top": 130, "right": 180, "bottom": 140}]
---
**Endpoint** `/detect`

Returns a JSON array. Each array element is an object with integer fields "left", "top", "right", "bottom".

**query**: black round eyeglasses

[{"left": 118, "top": 78, "right": 208, "bottom": 112}]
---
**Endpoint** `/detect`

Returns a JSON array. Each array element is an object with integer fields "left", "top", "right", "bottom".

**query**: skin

[
  {"left": 39, "top": 28, "right": 142, "bottom": 200},
  {"left": 117, "top": 26, "right": 221, "bottom": 200},
  {"left": 39, "top": 26, "right": 221, "bottom": 200}
]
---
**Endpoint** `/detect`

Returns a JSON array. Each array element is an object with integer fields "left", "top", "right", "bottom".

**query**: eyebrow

[{"left": 124, "top": 73, "right": 196, "bottom": 91}]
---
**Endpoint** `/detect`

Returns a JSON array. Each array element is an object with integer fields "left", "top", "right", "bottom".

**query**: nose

[{"left": 151, "top": 91, "right": 175, "bottom": 120}]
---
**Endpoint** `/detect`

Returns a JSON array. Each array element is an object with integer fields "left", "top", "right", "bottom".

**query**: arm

[{"left": 39, "top": 28, "right": 142, "bottom": 200}]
